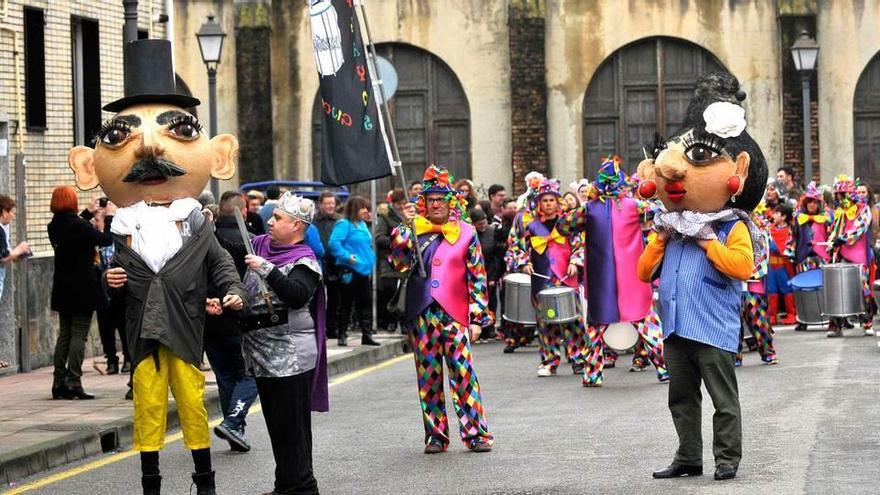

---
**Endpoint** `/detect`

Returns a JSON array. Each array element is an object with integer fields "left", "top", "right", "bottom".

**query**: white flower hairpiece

[{"left": 703, "top": 102, "right": 746, "bottom": 139}]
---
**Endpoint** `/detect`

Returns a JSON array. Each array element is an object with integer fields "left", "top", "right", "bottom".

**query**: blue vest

[{"left": 658, "top": 221, "right": 743, "bottom": 353}]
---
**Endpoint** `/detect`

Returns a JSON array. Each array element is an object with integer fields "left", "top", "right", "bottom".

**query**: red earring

[
  {"left": 727, "top": 176, "right": 742, "bottom": 195},
  {"left": 638, "top": 180, "right": 658, "bottom": 200}
]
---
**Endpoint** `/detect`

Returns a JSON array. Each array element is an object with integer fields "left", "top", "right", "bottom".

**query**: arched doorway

[
  {"left": 313, "top": 43, "right": 471, "bottom": 196},
  {"left": 854, "top": 52, "right": 880, "bottom": 189},
  {"left": 582, "top": 37, "right": 726, "bottom": 175}
]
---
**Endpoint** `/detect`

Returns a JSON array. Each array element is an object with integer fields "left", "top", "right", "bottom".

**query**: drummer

[
  {"left": 559, "top": 157, "right": 668, "bottom": 387},
  {"left": 788, "top": 182, "right": 832, "bottom": 273},
  {"left": 505, "top": 177, "right": 588, "bottom": 376},
  {"left": 826, "top": 175, "right": 875, "bottom": 338}
]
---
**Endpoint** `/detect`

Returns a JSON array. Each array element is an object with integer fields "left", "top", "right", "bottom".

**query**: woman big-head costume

[{"left": 637, "top": 71, "right": 768, "bottom": 215}]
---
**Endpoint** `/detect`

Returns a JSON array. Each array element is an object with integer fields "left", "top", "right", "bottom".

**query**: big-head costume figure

[
  {"left": 67, "top": 40, "right": 245, "bottom": 495},
  {"left": 636, "top": 72, "right": 768, "bottom": 482}
]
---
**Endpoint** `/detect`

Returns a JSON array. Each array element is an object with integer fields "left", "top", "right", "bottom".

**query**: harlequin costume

[
  {"left": 827, "top": 175, "right": 876, "bottom": 336},
  {"left": 559, "top": 157, "right": 668, "bottom": 387},
  {"left": 786, "top": 182, "right": 832, "bottom": 273},
  {"left": 66, "top": 40, "right": 246, "bottom": 494},
  {"left": 737, "top": 208, "right": 777, "bottom": 366},
  {"left": 504, "top": 178, "right": 588, "bottom": 376},
  {"left": 636, "top": 71, "right": 770, "bottom": 481},
  {"left": 389, "top": 165, "right": 494, "bottom": 453}
]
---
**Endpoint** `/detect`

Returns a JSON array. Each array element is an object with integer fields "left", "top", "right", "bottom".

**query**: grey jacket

[{"left": 113, "top": 215, "right": 246, "bottom": 368}]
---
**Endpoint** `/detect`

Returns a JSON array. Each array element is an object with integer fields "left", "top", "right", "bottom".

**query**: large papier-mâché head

[
  {"left": 636, "top": 72, "right": 768, "bottom": 213},
  {"left": 67, "top": 40, "right": 238, "bottom": 207}
]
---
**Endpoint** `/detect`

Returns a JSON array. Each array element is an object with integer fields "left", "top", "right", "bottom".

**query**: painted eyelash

[
  {"left": 649, "top": 132, "right": 667, "bottom": 160},
  {"left": 681, "top": 131, "right": 725, "bottom": 154},
  {"left": 167, "top": 115, "right": 204, "bottom": 133},
  {"left": 96, "top": 118, "right": 131, "bottom": 140}
]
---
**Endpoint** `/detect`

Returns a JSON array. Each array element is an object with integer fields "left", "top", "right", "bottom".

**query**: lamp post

[
  {"left": 196, "top": 14, "right": 226, "bottom": 201},
  {"left": 790, "top": 30, "right": 819, "bottom": 188}
]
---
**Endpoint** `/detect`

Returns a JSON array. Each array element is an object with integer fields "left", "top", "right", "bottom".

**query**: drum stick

[{"left": 531, "top": 272, "right": 552, "bottom": 280}]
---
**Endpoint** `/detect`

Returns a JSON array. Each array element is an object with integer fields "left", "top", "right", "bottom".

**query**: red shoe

[{"left": 782, "top": 294, "right": 798, "bottom": 324}]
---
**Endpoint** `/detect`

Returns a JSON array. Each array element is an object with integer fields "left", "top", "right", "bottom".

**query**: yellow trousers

[{"left": 132, "top": 346, "right": 210, "bottom": 452}]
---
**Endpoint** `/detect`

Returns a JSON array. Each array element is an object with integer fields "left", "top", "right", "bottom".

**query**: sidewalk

[{"left": 0, "top": 332, "right": 408, "bottom": 486}]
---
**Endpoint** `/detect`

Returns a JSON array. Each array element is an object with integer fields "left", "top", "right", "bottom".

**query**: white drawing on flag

[{"left": 309, "top": 0, "right": 344, "bottom": 77}]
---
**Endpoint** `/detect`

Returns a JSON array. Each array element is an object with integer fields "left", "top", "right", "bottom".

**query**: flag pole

[{"left": 354, "top": 0, "right": 426, "bottom": 278}]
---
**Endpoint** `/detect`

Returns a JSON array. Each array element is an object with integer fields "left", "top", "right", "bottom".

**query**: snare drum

[
  {"left": 821, "top": 263, "right": 864, "bottom": 317},
  {"left": 604, "top": 322, "right": 639, "bottom": 352},
  {"left": 536, "top": 287, "right": 578, "bottom": 323},
  {"left": 503, "top": 273, "right": 536, "bottom": 324},
  {"left": 789, "top": 269, "right": 828, "bottom": 325}
]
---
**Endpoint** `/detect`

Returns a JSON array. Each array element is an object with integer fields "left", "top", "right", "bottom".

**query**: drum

[
  {"left": 536, "top": 287, "right": 578, "bottom": 323},
  {"left": 789, "top": 269, "right": 829, "bottom": 325},
  {"left": 821, "top": 263, "right": 864, "bottom": 317},
  {"left": 604, "top": 322, "right": 639, "bottom": 352},
  {"left": 503, "top": 273, "right": 535, "bottom": 324}
]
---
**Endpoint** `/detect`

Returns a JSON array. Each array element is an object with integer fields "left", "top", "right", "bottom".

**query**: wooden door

[
  {"left": 582, "top": 37, "right": 726, "bottom": 176},
  {"left": 855, "top": 53, "right": 880, "bottom": 189}
]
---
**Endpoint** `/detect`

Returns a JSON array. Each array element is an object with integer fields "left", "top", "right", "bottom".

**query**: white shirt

[{"left": 111, "top": 198, "right": 202, "bottom": 273}]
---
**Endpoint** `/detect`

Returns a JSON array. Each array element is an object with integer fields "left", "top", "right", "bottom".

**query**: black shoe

[
  {"left": 652, "top": 463, "right": 703, "bottom": 479},
  {"left": 337, "top": 333, "right": 348, "bottom": 347},
  {"left": 67, "top": 387, "right": 95, "bottom": 400},
  {"left": 121, "top": 360, "right": 131, "bottom": 374},
  {"left": 142, "top": 474, "right": 161, "bottom": 495},
  {"left": 605, "top": 361, "right": 616, "bottom": 369},
  {"left": 503, "top": 345, "right": 516, "bottom": 354},
  {"left": 795, "top": 323, "right": 807, "bottom": 332},
  {"left": 106, "top": 360, "right": 119, "bottom": 375},
  {"left": 214, "top": 423, "right": 251, "bottom": 453},
  {"left": 362, "top": 332, "right": 381, "bottom": 346},
  {"left": 191, "top": 471, "right": 216, "bottom": 495},
  {"left": 714, "top": 465, "right": 737, "bottom": 480},
  {"left": 51, "top": 385, "right": 72, "bottom": 400},
  {"left": 571, "top": 363, "right": 585, "bottom": 375},
  {"left": 125, "top": 388, "right": 133, "bottom": 400}
]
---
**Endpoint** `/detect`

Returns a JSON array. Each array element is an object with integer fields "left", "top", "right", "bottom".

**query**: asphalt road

[{"left": 9, "top": 326, "right": 880, "bottom": 495}]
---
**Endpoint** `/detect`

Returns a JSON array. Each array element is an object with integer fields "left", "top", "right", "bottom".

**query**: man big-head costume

[
  {"left": 68, "top": 39, "right": 245, "bottom": 495},
  {"left": 636, "top": 71, "right": 768, "bottom": 482}
]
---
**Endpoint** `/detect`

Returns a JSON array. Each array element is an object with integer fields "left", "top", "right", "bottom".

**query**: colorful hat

[
  {"left": 534, "top": 178, "right": 561, "bottom": 199},
  {"left": 277, "top": 192, "right": 316, "bottom": 224},
  {"left": 832, "top": 174, "right": 855, "bottom": 194},
  {"left": 421, "top": 165, "right": 456, "bottom": 195},
  {"left": 594, "top": 155, "right": 626, "bottom": 196}
]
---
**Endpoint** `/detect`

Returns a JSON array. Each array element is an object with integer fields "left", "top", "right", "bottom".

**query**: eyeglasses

[{"left": 426, "top": 197, "right": 446, "bottom": 205}]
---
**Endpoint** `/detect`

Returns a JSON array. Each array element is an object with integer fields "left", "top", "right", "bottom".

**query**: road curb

[{"left": 0, "top": 337, "right": 408, "bottom": 486}]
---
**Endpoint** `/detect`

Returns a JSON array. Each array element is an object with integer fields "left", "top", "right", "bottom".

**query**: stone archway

[
  {"left": 313, "top": 43, "right": 470, "bottom": 196},
  {"left": 582, "top": 37, "right": 726, "bottom": 175},
  {"left": 854, "top": 52, "right": 880, "bottom": 189}
]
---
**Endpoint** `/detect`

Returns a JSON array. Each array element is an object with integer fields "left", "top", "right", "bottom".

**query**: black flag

[{"left": 309, "top": 0, "right": 391, "bottom": 186}]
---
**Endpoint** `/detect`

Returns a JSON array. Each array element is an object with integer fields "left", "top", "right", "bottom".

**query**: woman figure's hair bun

[{"left": 736, "top": 90, "right": 747, "bottom": 102}]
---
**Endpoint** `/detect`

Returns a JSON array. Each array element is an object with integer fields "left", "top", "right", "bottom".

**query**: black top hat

[{"left": 103, "top": 39, "right": 200, "bottom": 113}]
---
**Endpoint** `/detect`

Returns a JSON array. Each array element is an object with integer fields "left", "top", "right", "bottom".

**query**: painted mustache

[{"left": 122, "top": 157, "right": 186, "bottom": 182}]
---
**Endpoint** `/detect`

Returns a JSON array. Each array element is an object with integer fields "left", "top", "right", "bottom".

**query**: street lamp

[
  {"left": 790, "top": 30, "right": 819, "bottom": 188},
  {"left": 196, "top": 14, "right": 226, "bottom": 201}
]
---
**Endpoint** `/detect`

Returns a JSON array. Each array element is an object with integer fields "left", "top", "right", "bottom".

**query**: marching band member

[
  {"left": 505, "top": 178, "right": 588, "bottom": 376},
  {"left": 766, "top": 203, "right": 798, "bottom": 324},
  {"left": 826, "top": 175, "right": 875, "bottom": 337},
  {"left": 787, "top": 182, "right": 832, "bottom": 273},
  {"left": 390, "top": 165, "right": 494, "bottom": 454},
  {"left": 559, "top": 157, "right": 668, "bottom": 387},
  {"left": 738, "top": 206, "right": 777, "bottom": 366}
]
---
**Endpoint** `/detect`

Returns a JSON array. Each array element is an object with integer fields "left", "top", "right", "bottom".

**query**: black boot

[
  {"left": 106, "top": 357, "right": 120, "bottom": 375},
  {"left": 121, "top": 360, "right": 131, "bottom": 373},
  {"left": 337, "top": 329, "right": 348, "bottom": 347},
  {"left": 142, "top": 474, "right": 161, "bottom": 495},
  {"left": 191, "top": 471, "right": 216, "bottom": 495},
  {"left": 67, "top": 387, "right": 95, "bottom": 400},
  {"left": 362, "top": 329, "right": 380, "bottom": 346}
]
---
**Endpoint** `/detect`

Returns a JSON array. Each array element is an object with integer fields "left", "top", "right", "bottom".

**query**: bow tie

[
  {"left": 797, "top": 213, "right": 828, "bottom": 225},
  {"left": 413, "top": 215, "right": 461, "bottom": 244},
  {"left": 836, "top": 205, "right": 858, "bottom": 221},
  {"left": 530, "top": 228, "right": 566, "bottom": 254}
]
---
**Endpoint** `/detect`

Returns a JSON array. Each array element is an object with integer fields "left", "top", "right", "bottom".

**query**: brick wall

[
  {"left": 782, "top": 85, "right": 820, "bottom": 185},
  {"left": 0, "top": 0, "right": 163, "bottom": 254},
  {"left": 508, "top": 0, "right": 548, "bottom": 196}
]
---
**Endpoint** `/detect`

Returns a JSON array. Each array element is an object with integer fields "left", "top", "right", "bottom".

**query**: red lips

[{"left": 664, "top": 182, "right": 687, "bottom": 202}]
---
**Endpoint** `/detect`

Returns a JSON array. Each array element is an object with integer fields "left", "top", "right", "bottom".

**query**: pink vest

[
  {"left": 839, "top": 208, "right": 868, "bottom": 264},
  {"left": 610, "top": 198, "right": 653, "bottom": 321},
  {"left": 548, "top": 240, "right": 578, "bottom": 289},
  {"left": 430, "top": 222, "right": 474, "bottom": 326}
]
